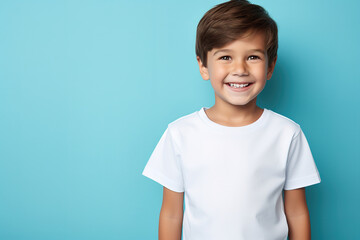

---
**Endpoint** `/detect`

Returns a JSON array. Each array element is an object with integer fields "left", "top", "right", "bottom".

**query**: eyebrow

[{"left": 213, "top": 49, "right": 265, "bottom": 56}]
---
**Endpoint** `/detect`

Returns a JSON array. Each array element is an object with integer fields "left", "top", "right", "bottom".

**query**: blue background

[{"left": 0, "top": 0, "right": 359, "bottom": 239}]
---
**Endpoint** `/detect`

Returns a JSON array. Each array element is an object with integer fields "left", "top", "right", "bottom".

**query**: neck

[{"left": 205, "top": 98, "right": 263, "bottom": 127}]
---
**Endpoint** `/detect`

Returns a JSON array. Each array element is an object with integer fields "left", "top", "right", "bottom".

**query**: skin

[
  {"left": 159, "top": 30, "right": 311, "bottom": 239},
  {"left": 284, "top": 188, "right": 312, "bottom": 240},
  {"left": 159, "top": 187, "right": 184, "bottom": 240}
]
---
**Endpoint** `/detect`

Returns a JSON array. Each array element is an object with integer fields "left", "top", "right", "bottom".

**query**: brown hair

[{"left": 195, "top": 0, "right": 278, "bottom": 67}]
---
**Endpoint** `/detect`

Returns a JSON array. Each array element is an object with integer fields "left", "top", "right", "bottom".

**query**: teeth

[{"left": 229, "top": 83, "right": 250, "bottom": 88}]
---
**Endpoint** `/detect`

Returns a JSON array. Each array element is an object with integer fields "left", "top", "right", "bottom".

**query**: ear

[
  {"left": 266, "top": 55, "right": 277, "bottom": 80},
  {"left": 196, "top": 56, "right": 210, "bottom": 80}
]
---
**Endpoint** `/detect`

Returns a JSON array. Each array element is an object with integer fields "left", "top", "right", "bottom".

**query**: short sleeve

[
  {"left": 284, "top": 128, "right": 321, "bottom": 190},
  {"left": 142, "top": 126, "right": 185, "bottom": 192}
]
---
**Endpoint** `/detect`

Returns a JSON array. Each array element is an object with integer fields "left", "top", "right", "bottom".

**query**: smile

[{"left": 225, "top": 82, "right": 253, "bottom": 92}]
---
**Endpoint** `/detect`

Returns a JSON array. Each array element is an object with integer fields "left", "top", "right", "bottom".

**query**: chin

[
  {"left": 228, "top": 101, "right": 252, "bottom": 107},
  {"left": 229, "top": 98, "right": 257, "bottom": 107}
]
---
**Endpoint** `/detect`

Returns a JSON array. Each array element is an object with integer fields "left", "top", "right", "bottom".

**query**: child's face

[{"left": 197, "top": 30, "right": 276, "bottom": 108}]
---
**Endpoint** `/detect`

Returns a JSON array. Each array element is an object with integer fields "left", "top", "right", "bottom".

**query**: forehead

[{"left": 211, "top": 31, "right": 267, "bottom": 55}]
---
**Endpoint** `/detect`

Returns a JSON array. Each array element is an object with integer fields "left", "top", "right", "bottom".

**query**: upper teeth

[{"left": 229, "top": 83, "right": 250, "bottom": 88}]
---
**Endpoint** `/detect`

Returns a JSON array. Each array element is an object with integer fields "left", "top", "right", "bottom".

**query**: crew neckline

[{"left": 198, "top": 106, "right": 269, "bottom": 133}]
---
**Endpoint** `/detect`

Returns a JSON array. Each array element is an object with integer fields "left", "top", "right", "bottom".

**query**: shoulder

[
  {"left": 266, "top": 109, "right": 301, "bottom": 137},
  {"left": 165, "top": 109, "right": 203, "bottom": 142},
  {"left": 167, "top": 109, "right": 201, "bottom": 130}
]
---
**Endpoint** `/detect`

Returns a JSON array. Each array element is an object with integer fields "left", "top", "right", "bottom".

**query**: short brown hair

[{"left": 195, "top": 0, "right": 278, "bottom": 67}]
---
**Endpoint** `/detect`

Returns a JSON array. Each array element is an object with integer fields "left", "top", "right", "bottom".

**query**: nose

[{"left": 232, "top": 59, "right": 249, "bottom": 77}]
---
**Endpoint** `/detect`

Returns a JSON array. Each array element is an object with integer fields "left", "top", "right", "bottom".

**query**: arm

[
  {"left": 284, "top": 187, "right": 311, "bottom": 240},
  {"left": 159, "top": 186, "right": 184, "bottom": 240}
]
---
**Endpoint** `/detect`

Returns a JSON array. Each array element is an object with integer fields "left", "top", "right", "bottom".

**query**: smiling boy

[
  {"left": 198, "top": 30, "right": 273, "bottom": 125},
  {"left": 142, "top": 1, "right": 321, "bottom": 239}
]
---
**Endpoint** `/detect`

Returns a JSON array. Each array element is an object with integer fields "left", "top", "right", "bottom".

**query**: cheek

[
  {"left": 252, "top": 65, "right": 267, "bottom": 78},
  {"left": 210, "top": 66, "right": 227, "bottom": 79}
]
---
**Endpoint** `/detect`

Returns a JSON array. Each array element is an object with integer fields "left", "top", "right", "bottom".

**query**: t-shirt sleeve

[
  {"left": 284, "top": 127, "right": 321, "bottom": 190},
  {"left": 142, "top": 125, "right": 185, "bottom": 193}
]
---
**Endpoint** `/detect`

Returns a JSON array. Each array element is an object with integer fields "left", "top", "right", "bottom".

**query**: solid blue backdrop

[{"left": 0, "top": 0, "right": 359, "bottom": 239}]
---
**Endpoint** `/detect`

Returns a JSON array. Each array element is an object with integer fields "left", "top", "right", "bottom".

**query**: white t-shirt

[{"left": 142, "top": 107, "right": 321, "bottom": 240}]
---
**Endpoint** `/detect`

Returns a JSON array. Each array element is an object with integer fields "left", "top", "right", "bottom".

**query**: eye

[
  {"left": 248, "top": 55, "right": 260, "bottom": 60},
  {"left": 219, "top": 56, "right": 231, "bottom": 61}
]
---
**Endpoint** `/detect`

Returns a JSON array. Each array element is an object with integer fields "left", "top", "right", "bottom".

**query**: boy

[{"left": 142, "top": 0, "right": 321, "bottom": 239}]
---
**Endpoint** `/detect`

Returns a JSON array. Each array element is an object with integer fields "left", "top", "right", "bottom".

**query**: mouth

[{"left": 225, "top": 82, "right": 254, "bottom": 91}]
